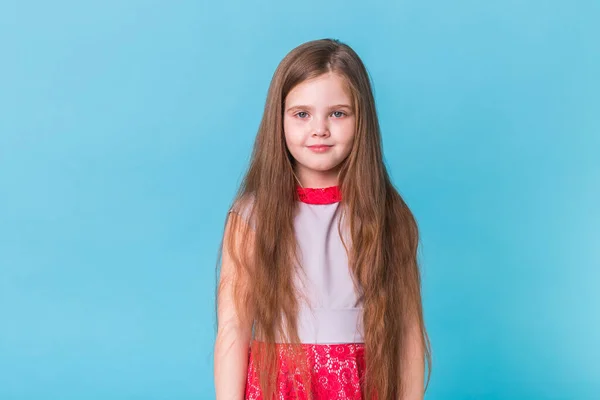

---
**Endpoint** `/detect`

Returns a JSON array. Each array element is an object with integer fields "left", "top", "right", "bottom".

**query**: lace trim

[{"left": 296, "top": 185, "right": 342, "bottom": 205}]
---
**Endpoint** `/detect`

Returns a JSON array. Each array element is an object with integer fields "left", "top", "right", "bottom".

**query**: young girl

[{"left": 214, "top": 38, "right": 432, "bottom": 400}]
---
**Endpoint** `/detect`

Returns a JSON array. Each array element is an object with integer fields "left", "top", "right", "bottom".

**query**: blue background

[{"left": 1, "top": 0, "right": 598, "bottom": 399}]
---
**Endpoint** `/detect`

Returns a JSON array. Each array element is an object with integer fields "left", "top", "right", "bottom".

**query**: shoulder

[{"left": 228, "top": 192, "right": 257, "bottom": 230}]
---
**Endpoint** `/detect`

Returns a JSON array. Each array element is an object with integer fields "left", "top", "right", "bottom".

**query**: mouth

[{"left": 307, "top": 145, "right": 333, "bottom": 153}]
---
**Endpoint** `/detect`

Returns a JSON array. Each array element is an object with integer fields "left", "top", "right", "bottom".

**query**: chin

[
  {"left": 308, "top": 164, "right": 342, "bottom": 173},
  {"left": 296, "top": 158, "right": 342, "bottom": 171}
]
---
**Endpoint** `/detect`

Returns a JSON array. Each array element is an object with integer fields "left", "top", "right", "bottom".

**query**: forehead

[{"left": 285, "top": 73, "right": 352, "bottom": 105}]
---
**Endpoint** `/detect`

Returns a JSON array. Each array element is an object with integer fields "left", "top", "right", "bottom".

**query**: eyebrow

[{"left": 285, "top": 104, "right": 352, "bottom": 112}]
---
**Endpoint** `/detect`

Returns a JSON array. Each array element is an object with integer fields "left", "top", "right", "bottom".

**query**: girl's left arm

[{"left": 400, "top": 317, "right": 425, "bottom": 400}]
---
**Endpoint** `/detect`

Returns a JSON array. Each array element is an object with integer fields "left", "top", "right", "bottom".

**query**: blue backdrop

[{"left": 0, "top": 1, "right": 598, "bottom": 399}]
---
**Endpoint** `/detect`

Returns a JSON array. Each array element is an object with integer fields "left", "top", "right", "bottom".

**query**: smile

[{"left": 308, "top": 145, "right": 333, "bottom": 153}]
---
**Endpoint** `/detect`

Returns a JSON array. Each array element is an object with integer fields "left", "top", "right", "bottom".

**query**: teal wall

[{"left": 1, "top": 0, "right": 598, "bottom": 398}]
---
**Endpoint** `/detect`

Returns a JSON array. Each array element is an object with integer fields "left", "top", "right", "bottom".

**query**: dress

[{"left": 229, "top": 185, "right": 366, "bottom": 399}]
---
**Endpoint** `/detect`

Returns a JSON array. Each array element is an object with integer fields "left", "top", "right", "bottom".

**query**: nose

[{"left": 311, "top": 117, "right": 330, "bottom": 137}]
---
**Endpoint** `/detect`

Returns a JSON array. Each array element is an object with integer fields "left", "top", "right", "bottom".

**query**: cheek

[
  {"left": 284, "top": 120, "right": 305, "bottom": 147},
  {"left": 335, "top": 120, "right": 356, "bottom": 145}
]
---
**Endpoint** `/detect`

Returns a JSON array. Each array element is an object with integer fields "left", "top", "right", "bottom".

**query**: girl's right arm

[{"left": 214, "top": 212, "right": 254, "bottom": 400}]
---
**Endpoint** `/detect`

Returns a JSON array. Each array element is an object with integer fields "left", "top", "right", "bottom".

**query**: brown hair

[{"left": 216, "top": 38, "right": 431, "bottom": 399}]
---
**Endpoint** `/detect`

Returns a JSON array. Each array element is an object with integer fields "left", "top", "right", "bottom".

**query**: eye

[
  {"left": 332, "top": 111, "right": 346, "bottom": 118},
  {"left": 295, "top": 111, "right": 309, "bottom": 119}
]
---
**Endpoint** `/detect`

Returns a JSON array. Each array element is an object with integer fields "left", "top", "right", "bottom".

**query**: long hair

[{"left": 216, "top": 38, "right": 432, "bottom": 399}]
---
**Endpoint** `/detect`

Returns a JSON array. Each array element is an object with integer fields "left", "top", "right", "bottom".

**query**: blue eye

[
  {"left": 332, "top": 111, "right": 346, "bottom": 118},
  {"left": 296, "top": 111, "right": 309, "bottom": 119}
]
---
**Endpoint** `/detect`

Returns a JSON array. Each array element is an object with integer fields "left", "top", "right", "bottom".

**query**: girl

[{"left": 214, "top": 38, "right": 432, "bottom": 400}]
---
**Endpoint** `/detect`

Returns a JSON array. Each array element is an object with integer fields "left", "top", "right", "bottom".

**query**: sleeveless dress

[{"left": 229, "top": 185, "right": 366, "bottom": 400}]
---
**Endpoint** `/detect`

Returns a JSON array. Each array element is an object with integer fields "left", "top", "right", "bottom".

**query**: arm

[
  {"left": 214, "top": 213, "right": 254, "bottom": 400},
  {"left": 400, "top": 317, "right": 426, "bottom": 400}
]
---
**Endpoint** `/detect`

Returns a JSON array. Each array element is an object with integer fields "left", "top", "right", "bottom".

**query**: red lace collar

[{"left": 296, "top": 185, "right": 342, "bottom": 205}]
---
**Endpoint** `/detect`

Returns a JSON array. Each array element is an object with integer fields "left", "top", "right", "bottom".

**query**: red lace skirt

[{"left": 245, "top": 342, "right": 366, "bottom": 399}]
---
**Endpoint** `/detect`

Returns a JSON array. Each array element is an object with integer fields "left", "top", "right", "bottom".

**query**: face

[{"left": 283, "top": 72, "right": 356, "bottom": 188}]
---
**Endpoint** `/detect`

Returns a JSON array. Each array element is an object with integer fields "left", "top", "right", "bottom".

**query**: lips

[{"left": 307, "top": 145, "right": 333, "bottom": 153}]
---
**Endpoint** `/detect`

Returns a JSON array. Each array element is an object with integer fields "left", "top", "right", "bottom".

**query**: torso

[
  {"left": 230, "top": 185, "right": 364, "bottom": 345},
  {"left": 291, "top": 189, "right": 364, "bottom": 344}
]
